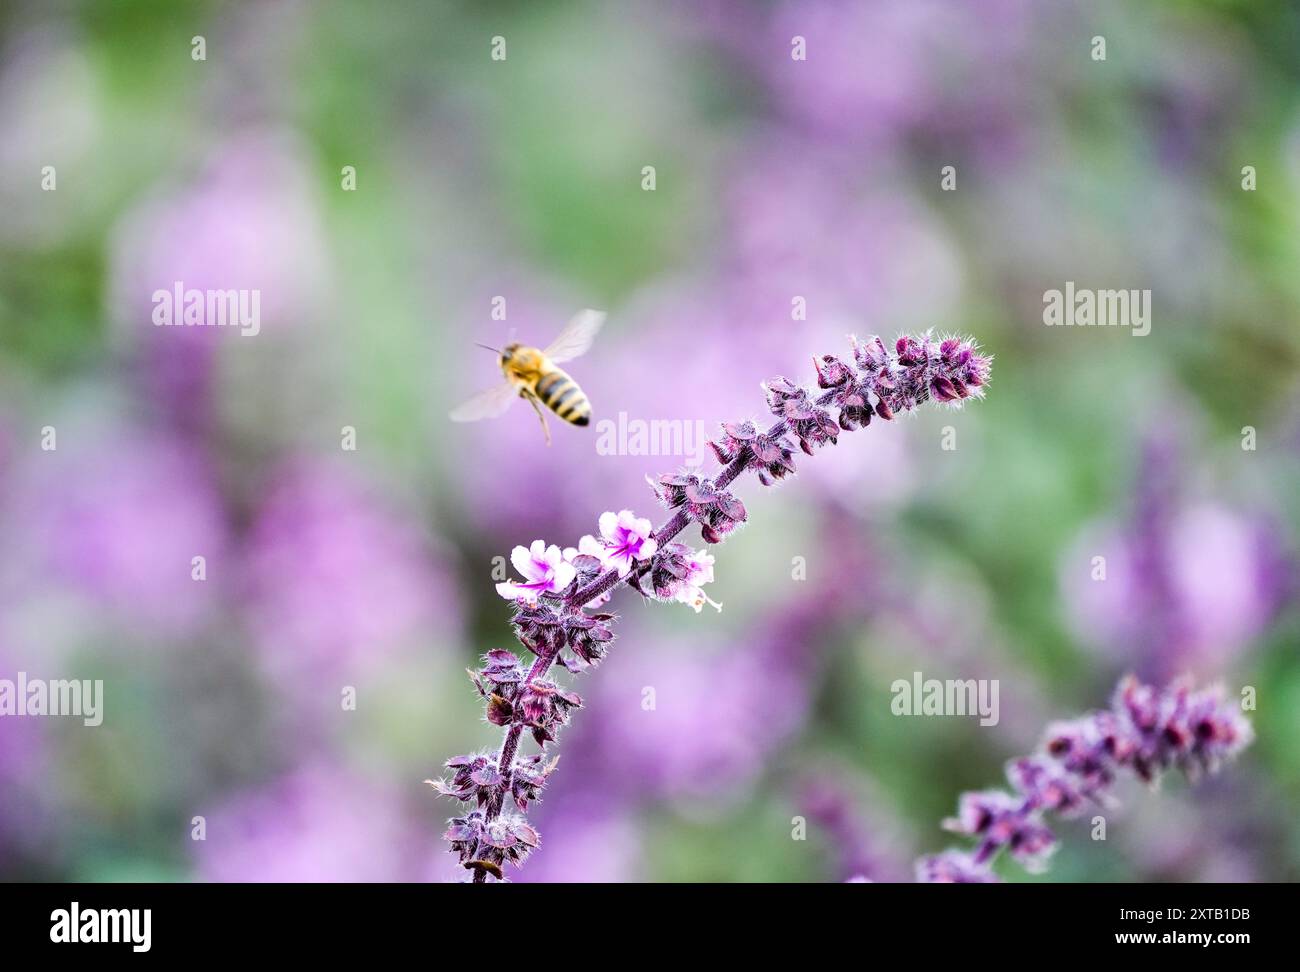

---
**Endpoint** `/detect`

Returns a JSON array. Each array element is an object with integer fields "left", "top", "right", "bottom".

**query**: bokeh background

[{"left": 2, "top": 0, "right": 1299, "bottom": 882}]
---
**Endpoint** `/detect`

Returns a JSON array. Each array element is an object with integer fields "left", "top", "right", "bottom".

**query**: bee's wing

[
  {"left": 542, "top": 309, "right": 606, "bottom": 363},
  {"left": 448, "top": 381, "right": 518, "bottom": 422}
]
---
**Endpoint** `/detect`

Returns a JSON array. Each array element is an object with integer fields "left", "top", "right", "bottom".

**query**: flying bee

[{"left": 449, "top": 309, "right": 605, "bottom": 445}]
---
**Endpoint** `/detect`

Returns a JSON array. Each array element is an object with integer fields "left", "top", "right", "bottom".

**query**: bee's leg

[{"left": 523, "top": 390, "right": 551, "bottom": 446}]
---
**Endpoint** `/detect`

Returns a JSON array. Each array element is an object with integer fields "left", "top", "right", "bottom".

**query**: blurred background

[{"left": 1, "top": 0, "right": 1298, "bottom": 882}]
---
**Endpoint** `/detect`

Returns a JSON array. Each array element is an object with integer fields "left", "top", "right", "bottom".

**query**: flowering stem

[
  {"left": 492, "top": 652, "right": 553, "bottom": 805},
  {"left": 469, "top": 647, "right": 560, "bottom": 882},
  {"left": 437, "top": 332, "right": 994, "bottom": 881},
  {"left": 916, "top": 675, "right": 1253, "bottom": 883},
  {"left": 472, "top": 723, "right": 522, "bottom": 884}
]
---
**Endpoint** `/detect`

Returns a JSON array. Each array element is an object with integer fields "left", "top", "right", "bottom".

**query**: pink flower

[
  {"left": 495, "top": 541, "right": 577, "bottom": 602},
  {"left": 578, "top": 510, "right": 658, "bottom": 577}
]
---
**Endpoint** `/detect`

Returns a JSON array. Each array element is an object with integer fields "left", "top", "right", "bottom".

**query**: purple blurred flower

[
  {"left": 1119, "top": 779, "right": 1275, "bottom": 883},
  {"left": 0, "top": 639, "right": 57, "bottom": 869},
  {"left": 108, "top": 128, "right": 331, "bottom": 431},
  {"left": 1062, "top": 436, "right": 1285, "bottom": 679},
  {"left": 766, "top": 0, "right": 946, "bottom": 140},
  {"left": 863, "top": 551, "right": 1055, "bottom": 744},
  {"left": 196, "top": 763, "right": 424, "bottom": 882},
  {"left": 242, "top": 459, "right": 457, "bottom": 688},
  {"left": 572, "top": 627, "right": 812, "bottom": 804},
  {"left": 916, "top": 849, "right": 1000, "bottom": 884},
  {"left": 798, "top": 773, "right": 913, "bottom": 882},
  {"left": 918, "top": 675, "right": 1253, "bottom": 882},
  {"left": 943, "top": 789, "right": 1057, "bottom": 872},
  {"left": 693, "top": 0, "right": 1036, "bottom": 157},
  {"left": 509, "top": 790, "right": 642, "bottom": 883},
  {"left": 4, "top": 429, "right": 227, "bottom": 638},
  {"left": 722, "top": 139, "right": 964, "bottom": 337}
]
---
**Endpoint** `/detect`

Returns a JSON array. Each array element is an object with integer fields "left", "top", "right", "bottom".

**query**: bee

[{"left": 448, "top": 309, "right": 605, "bottom": 446}]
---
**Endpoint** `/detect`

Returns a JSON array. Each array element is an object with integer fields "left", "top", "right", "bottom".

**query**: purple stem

[{"left": 472, "top": 648, "right": 559, "bottom": 882}]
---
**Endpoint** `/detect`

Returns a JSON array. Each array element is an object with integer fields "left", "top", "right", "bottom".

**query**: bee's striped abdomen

[{"left": 535, "top": 367, "right": 591, "bottom": 427}]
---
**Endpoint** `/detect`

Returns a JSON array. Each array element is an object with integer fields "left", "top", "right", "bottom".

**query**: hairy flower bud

[{"left": 651, "top": 473, "right": 747, "bottom": 541}]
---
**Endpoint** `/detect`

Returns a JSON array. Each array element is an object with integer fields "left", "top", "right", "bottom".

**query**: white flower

[
  {"left": 578, "top": 509, "right": 658, "bottom": 577},
  {"left": 674, "top": 548, "right": 721, "bottom": 613},
  {"left": 495, "top": 540, "right": 577, "bottom": 602}
]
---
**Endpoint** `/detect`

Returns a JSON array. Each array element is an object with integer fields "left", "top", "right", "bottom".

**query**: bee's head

[{"left": 477, "top": 342, "right": 517, "bottom": 370}]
